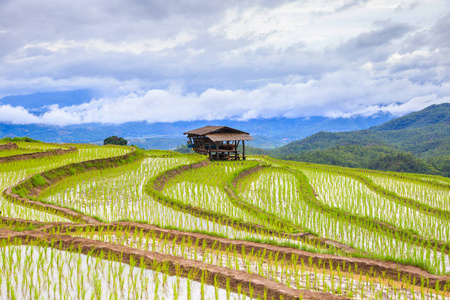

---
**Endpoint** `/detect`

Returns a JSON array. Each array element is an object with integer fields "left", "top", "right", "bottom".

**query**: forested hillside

[{"left": 268, "top": 103, "right": 450, "bottom": 176}]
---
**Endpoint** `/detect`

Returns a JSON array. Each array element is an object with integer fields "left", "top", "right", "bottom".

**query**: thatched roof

[
  {"left": 207, "top": 133, "right": 253, "bottom": 142},
  {"left": 184, "top": 126, "right": 253, "bottom": 141}
]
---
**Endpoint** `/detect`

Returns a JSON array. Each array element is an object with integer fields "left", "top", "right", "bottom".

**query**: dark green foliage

[
  {"left": 30, "top": 174, "right": 48, "bottom": 188},
  {"left": 1, "top": 136, "right": 41, "bottom": 142},
  {"left": 268, "top": 103, "right": 450, "bottom": 176},
  {"left": 270, "top": 130, "right": 383, "bottom": 157},
  {"left": 279, "top": 145, "right": 397, "bottom": 169},
  {"left": 11, "top": 185, "right": 28, "bottom": 198},
  {"left": 103, "top": 136, "right": 127, "bottom": 146},
  {"left": 428, "top": 155, "right": 450, "bottom": 177},
  {"left": 368, "top": 153, "right": 439, "bottom": 175},
  {"left": 373, "top": 103, "right": 450, "bottom": 131}
]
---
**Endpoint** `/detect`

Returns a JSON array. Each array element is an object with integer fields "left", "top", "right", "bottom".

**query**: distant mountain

[
  {"left": 271, "top": 103, "right": 450, "bottom": 176},
  {"left": 0, "top": 90, "right": 93, "bottom": 113},
  {"left": 373, "top": 103, "right": 450, "bottom": 131},
  {"left": 0, "top": 114, "right": 393, "bottom": 149}
]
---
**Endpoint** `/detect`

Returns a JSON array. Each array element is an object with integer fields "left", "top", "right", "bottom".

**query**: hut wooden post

[
  {"left": 216, "top": 142, "right": 219, "bottom": 160},
  {"left": 209, "top": 142, "right": 211, "bottom": 158},
  {"left": 242, "top": 140, "right": 245, "bottom": 160}
]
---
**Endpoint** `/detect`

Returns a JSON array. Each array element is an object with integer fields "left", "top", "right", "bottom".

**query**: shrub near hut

[{"left": 103, "top": 136, "right": 128, "bottom": 146}]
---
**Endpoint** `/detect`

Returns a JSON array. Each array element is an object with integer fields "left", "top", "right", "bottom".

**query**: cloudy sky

[{"left": 0, "top": 0, "right": 449, "bottom": 125}]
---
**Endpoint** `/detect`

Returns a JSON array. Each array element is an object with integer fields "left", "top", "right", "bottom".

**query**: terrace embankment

[
  {"left": 307, "top": 163, "right": 450, "bottom": 220},
  {"left": 149, "top": 160, "right": 359, "bottom": 255},
  {"left": 226, "top": 164, "right": 295, "bottom": 230},
  {"left": 3, "top": 217, "right": 447, "bottom": 292},
  {"left": 228, "top": 164, "right": 361, "bottom": 254},
  {"left": 0, "top": 228, "right": 345, "bottom": 300},
  {"left": 354, "top": 171, "right": 450, "bottom": 219},
  {"left": 2, "top": 151, "right": 449, "bottom": 296},
  {"left": 266, "top": 157, "right": 450, "bottom": 219},
  {"left": 0, "top": 216, "right": 53, "bottom": 228},
  {"left": 147, "top": 159, "right": 290, "bottom": 236},
  {"left": 0, "top": 142, "right": 18, "bottom": 151},
  {"left": 68, "top": 222, "right": 450, "bottom": 292},
  {"left": 151, "top": 158, "right": 210, "bottom": 191},
  {"left": 286, "top": 168, "right": 450, "bottom": 253},
  {"left": 0, "top": 145, "right": 77, "bottom": 163},
  {"left": 243, "top": 161, "right": 450, "bottom": 254},
  {"left": 2, "top": 147, "right": 142, "bottom": 224}
]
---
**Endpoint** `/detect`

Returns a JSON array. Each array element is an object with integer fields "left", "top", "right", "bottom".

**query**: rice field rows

[
  {"left": 0, "top": 145, "right": 132, "bottom": 223},
  {"left": 238, "top": 167, "right": 450, "bottom": 275},
  {"left": 0, "top": 142, "right": 449, "bottom": 299},
  {"left": 78, "top": 228, "right": 445, "bottom": 300},
  {"left": 0, "top": 240, "right": 250, "bottom": 300}
]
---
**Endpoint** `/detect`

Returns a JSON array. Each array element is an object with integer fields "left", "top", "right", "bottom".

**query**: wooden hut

[{"left": 184, "top": 126, "right": 253, "bottom": 160}]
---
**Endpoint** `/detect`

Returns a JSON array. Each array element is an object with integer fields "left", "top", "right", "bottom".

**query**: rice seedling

[
  {"left": 0, "top": 144, "right": 131, "bottom": 222},
  {"left": 300, "top": 169, "right": 450, "bottom": 242},
  {"left": 77, "top": 227, "right": 450, "bottom": 299},
  {"left": 2, "top": 142, "right": 449, "bottom": 299},
  {"left": 0, "top": 239, "right": 252, "bottom": 299},
  {"left": 367, "top": 174, "right": 450, "bottom": 211},
  {"left": 238, "top": 166, "right": 450, "bottom": 275}
]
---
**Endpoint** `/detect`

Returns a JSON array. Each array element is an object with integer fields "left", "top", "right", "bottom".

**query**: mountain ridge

[
  {"left": 0, "top": 114, "right": 393, "bottom": 149},
  {"left": 269, "top": 103, "right": 450, "bottom": 176}
]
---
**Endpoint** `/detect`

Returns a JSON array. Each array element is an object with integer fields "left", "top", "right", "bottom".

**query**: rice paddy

[{"left": 1, "top": 142, "right": 449, "bottom": 299}]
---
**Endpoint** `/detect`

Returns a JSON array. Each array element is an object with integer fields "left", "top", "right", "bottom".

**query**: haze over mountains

[
  {"left": 0, "top": 90, "right": 394, "bottom": 148},
  {"left": 1, "top": 90, "right": 448, "bottom": 176},
  {"left": 1, "top": 0, "right": 449, "bottom": 177}
]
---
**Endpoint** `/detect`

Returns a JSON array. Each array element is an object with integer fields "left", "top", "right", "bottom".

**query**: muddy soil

[{"left": 0, "top": 229, "right": 345, "bottom": 300}]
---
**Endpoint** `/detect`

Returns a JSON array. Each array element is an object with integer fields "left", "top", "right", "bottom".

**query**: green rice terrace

[{"left": 0, "top": 141, "right": 449, "bottom": 299}]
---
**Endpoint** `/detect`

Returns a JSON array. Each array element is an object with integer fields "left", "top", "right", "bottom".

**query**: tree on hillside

[
  {"left": 103, "top": 136, "right": 127, "bottom": 146},
  {"left": 1, "top": 136, "right": 41, "bottom": 143},
  {"left": 174, "top": 144, "right": 193, "bottom": 153},
  {"left": 368, "top": 152, "right": 439, "bottom": 175}
]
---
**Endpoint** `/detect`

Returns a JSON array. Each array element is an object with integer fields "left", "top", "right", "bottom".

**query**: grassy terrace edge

[
  {"left": 226, "top": 164, "right": 363, "bottom": 255},
  {"left": 301, "top": 161, "right": 450, "bottom": 221},
  {"left": 3, "top": 146, "right": 143, "bottom": 224},
  {"left": 0, "top": 144, "right": 77, "bottom": 163},
  {"left": 147, "top": 157, "right": 345, "bottom": 253},
  {"left": 145, "top": 158, "right": 287, "bottom": 236},
  {"left": 258, "top": 159, "right": 450, "bottom": 243},
  {"left": 2, "top": 149, "right": 449, "bottom": 295},
  {"left": 289, "top": 167, "right": 450, "bottom": 252}
]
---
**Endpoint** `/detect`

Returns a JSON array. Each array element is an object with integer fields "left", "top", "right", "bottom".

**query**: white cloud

[
  {"left": 0, "top": 0, "right": 449, "bottom": 125},
  {"left": 377, "top": 94, "right": 450, "bottom": 115},
  {"left": 0, "top": 105, "right": 41, "bottom": 124},
  {"left": 2, "top": 70, "right": 448, "bottom": 125}
]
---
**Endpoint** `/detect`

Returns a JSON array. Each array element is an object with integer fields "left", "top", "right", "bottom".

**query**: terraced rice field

[{"left": 0, "top": 142, "right": 449, "bottom": 299}]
